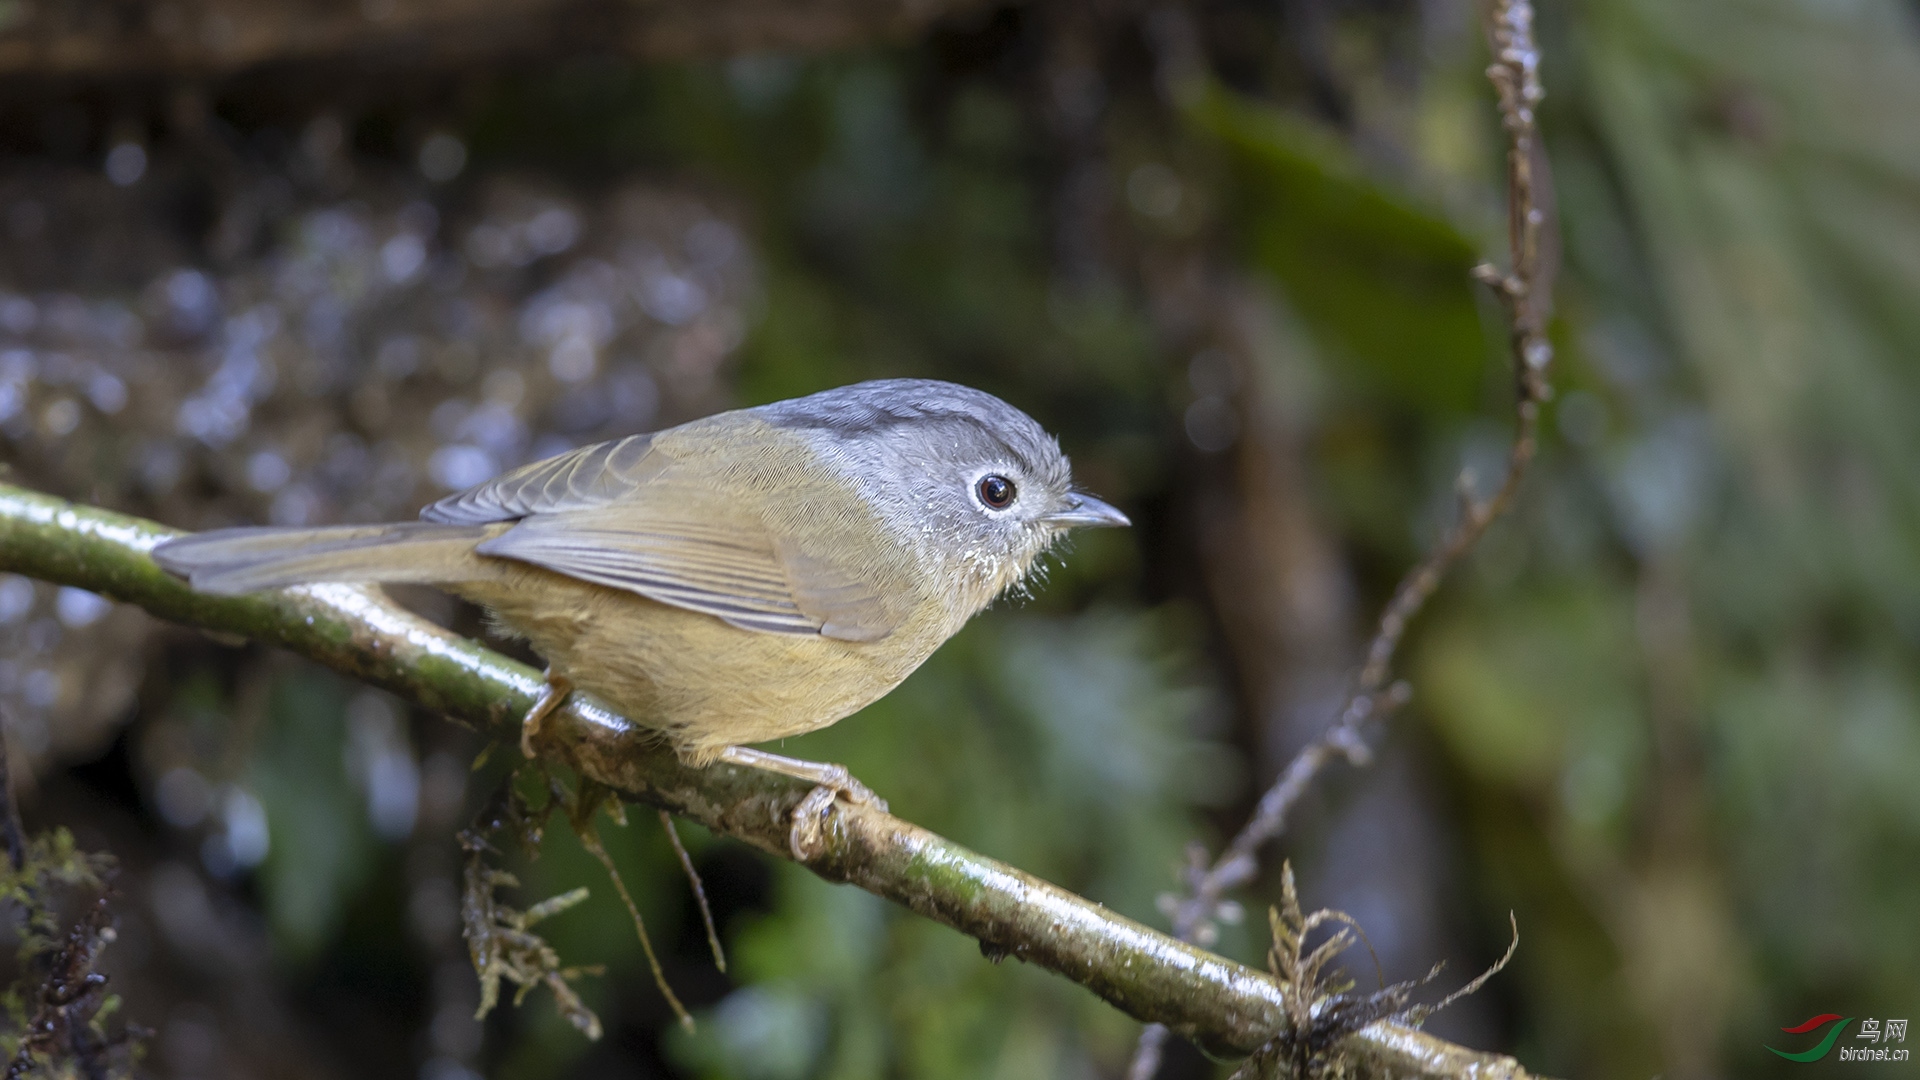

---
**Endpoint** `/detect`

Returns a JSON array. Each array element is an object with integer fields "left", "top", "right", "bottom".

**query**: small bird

[{"left": 154, "top": 379, "right": 1128, "bottom": 803}]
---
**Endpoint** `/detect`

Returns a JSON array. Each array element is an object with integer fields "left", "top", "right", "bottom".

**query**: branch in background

[
  {"left": 1129, "top": 1, "right": 1554, "bottom": 1075},
  {"left": 0, "top": 0, "right": 1003, "bottom": 78},
  {"left": 0, "top": 481, "right": 1544, "bottom": 1080}
]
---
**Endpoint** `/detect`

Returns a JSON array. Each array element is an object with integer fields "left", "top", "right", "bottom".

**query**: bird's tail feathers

[{"left": 152, "top": 522, "right": 505, "bottom": 595}]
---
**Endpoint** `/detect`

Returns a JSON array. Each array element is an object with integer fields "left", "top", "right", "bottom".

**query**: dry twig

[
  {"left": 458, "top": 767, "right": 699, "bottom": 1037},
  {"left": 563, "top": 780, "right": 694, "bottom": 1032},
  {"left": 458, "top": 777, "right": 607, "bottom": 1039},
  {"left": 1225, "top": 866, "right": 1522, "bottom": 1080},
  {"left": 661, "top": 809, "right": 729, "bottom": 973},
  {"left": 1129, "top": 1, "right": 1553, "bottom": 1075}
]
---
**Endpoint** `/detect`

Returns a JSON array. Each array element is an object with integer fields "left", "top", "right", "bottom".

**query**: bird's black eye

[{"left": 977, "top": 474, "right": 1016, "bottom": 509}]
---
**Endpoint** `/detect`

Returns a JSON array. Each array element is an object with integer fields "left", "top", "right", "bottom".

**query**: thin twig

[
  {"left": 1129, "top": 0, "right": 1553, "bottom": 1073},
  {"left": 661, "top": 810, "right": 728, "bottom": 973},
  {"left": 560, "top": 782, "right": 693, "bottom": 1032},
  {"left": 576, "top": 823, "right": 694, "bottom": 1032},
  {"left": 1419, "top": 912, "right": 1520, "bottom": 1021}
]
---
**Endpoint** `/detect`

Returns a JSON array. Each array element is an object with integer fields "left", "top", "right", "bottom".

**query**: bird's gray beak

[{"left": 1045, "top": 492, "right": 1131, "bottom": 529}]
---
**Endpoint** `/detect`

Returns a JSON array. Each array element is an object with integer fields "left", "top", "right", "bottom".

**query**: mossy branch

[{"left": 0, "top": 480, "right": 1542, "bottom": 1079}]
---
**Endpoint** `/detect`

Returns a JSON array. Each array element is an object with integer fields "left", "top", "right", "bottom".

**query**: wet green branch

[{"left": 0, "top": 480, "right": 1541, "bottom": 1078}]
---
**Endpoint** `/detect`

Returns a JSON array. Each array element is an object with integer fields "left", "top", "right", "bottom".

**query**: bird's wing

[
  {"left": 449, "top": 425, "right": 911, "bottom": 642},
  {"left": 420, "top": 433, "right": 663, "bottom": 524}
]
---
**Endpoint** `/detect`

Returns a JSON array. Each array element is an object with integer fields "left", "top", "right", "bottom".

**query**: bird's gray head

[{"left": 757, "top": 379, "right": 1128, "bottom": 611}]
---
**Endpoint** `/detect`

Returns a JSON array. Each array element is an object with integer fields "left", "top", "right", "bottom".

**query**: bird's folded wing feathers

[
  {"left": 427, "top": 423, "right": 909, "bottom": 642},
  {"left": 477, "top": 506, "right": 905, "bottom": 642},
  {"left": 420, "top": 433, "right": 663, "bottom": 524},
  {"left": 773, "top": 541, "right": 905, "bottom": 642}
]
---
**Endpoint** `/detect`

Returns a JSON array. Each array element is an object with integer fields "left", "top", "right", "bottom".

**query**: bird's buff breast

[{"left": 450, "top": 562, "right": 951, "bottom": 764}]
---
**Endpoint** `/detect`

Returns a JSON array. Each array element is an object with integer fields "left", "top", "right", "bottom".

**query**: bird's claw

[
  {"left": 786, "top": 770, "right": 887, "bottom": 861},
  {"left": 788, "top": 786, "right": 837, "bottom": 861}
]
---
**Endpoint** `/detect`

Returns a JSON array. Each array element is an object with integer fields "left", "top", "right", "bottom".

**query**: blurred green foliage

[
  {"left": 1195, "top": 89, "right": 1487, "bottom": 417},
  {"left": 255, "top": 671, "right": 379, "bottom": 957}
]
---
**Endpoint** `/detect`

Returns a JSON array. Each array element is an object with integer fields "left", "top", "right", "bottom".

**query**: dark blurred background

[{"left": 0, "top": 0, "right": 1916, "bottom": 1077}]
